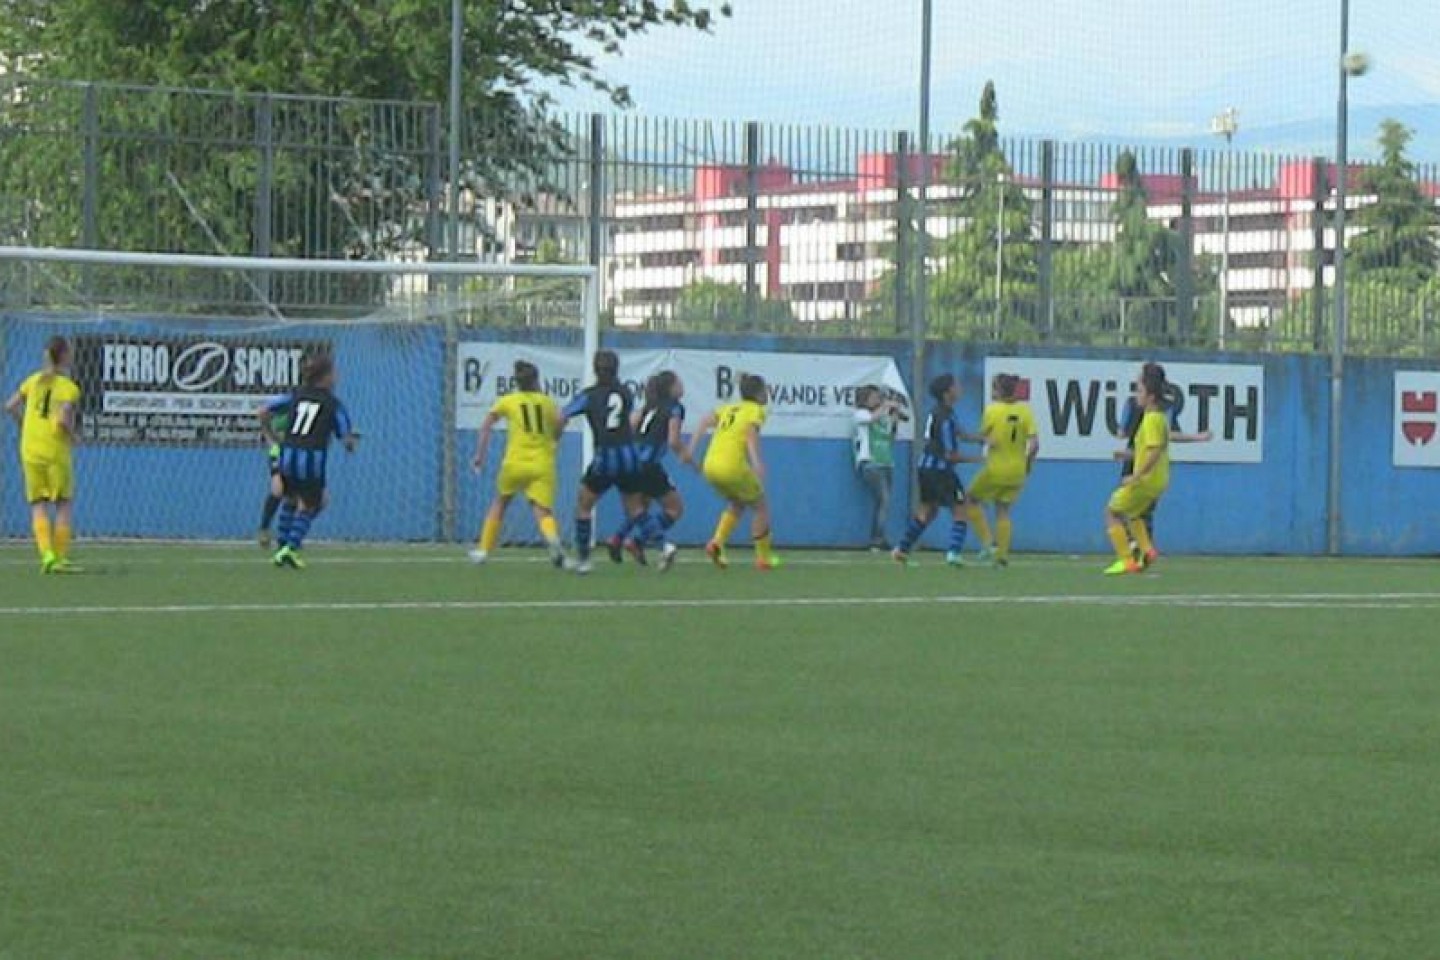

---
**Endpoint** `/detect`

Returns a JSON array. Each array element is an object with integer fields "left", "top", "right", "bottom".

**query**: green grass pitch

[{"left": 3, "top": 544, "right": 1440, "bottom": 959}]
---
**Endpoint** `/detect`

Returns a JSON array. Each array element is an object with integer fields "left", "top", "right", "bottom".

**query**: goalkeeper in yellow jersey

[
  {"left": 686, "top": 373, "right": 778, "bottom": 571},
  {"left": 470, "top": 360, "right": 566, "bottom": 569},
  {"left": 967, "top": 373, "right": 1039, "bottom": 568},
  {"left": 5, "top": 336, "right": 83, "bottom": 574}
]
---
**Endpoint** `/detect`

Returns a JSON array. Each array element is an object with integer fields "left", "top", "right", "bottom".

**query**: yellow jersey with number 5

[
  {"left": 492, "top": 391, "right": 558, "bottom": 467},
  {"left": 19, "top": 371, "right": 81, "bottom": 463},
  {"left": 705, "top": 400, "right": 767, "bottom": 473},
  {"left": 980, "top": 400, "right": 1037, "bottom": 481}
]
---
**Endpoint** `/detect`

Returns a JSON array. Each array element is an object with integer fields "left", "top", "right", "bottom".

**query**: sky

[{"left": 551, "top": 0, "right": 1440, "bottom": 155}]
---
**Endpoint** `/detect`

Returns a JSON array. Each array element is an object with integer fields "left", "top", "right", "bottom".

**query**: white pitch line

[{"left": 4, "top": 592, "right": 1440, "bottom": 618}]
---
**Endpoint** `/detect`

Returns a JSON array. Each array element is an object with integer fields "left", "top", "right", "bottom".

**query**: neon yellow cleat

[
  {"left": 1104, "top": 559, "right": 1143, "bottom": 576},
  {"left": 40, "top": 551, "right": 59, "bottom": 575}
]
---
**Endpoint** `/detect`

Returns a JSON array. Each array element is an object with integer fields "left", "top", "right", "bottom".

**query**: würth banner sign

[{"left": 980, "top": 358, "right": 1266, "bottom": 464}]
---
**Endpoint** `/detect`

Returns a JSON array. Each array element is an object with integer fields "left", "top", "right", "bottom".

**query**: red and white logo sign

[{"left": 1394, "top": 372, "right": 1440, "bottom": 467}]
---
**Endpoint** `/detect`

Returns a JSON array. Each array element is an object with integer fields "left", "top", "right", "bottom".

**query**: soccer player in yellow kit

[
  {"left": 469, "top": 360, "right": 567, "bottom": 569},
  {"left": 967, "top": 373, "right": 1039, "bottom": 568},
  {"left": 5, "top": 336, "right": 82, "bottom": 573},
  {"left": 1104, "top": 365, "right": 1170, "bottom": 576},
  {"left": 686, "top": 373, "right": 778, "bottom": 571}
]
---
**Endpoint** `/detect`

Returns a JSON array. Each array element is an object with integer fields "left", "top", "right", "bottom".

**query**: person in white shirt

[{"left": 853, "top": 385, "right": 904, "bottom": 551}]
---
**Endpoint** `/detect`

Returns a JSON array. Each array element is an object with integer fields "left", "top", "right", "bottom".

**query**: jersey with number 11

[{"left": 493, "top": 391, "right": 558, "bottom": 467}]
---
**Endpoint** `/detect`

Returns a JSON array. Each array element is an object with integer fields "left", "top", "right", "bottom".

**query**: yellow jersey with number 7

[
  {"left": 980, "top": 400, "right": 1037, "bottom": 482},
  {"left": 492, "top": 391, "right": 559, "bottom": 467},
  {"left": 19, "top": 371, "right": 81, "bottom": 463}
]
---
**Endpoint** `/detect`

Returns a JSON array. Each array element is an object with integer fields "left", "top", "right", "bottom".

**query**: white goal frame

[{"left": 0, "top": 246, "right": 601, "bottom": 542}]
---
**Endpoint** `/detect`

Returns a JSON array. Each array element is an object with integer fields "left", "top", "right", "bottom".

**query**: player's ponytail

[
  {"left": 928, "top": 373, "right": 956, "bottom": 404},
  {"left": 303, "top": 352, "right": 335, "bottom": 387},
  {"left": 1139, "top": 364, "right": 1167, "bottom": 407},
  {"left": 645, "top": 371, "right": 677, "bottom": 410},
  {"left": 43, "top": 335, "right": 70, "bottom": 371},
  {"left": 513, "top": 360, "right": 540, "bottom": 393},
  {"left": 739, "top": 373, "right": 767, "bottom": 404},
  {"left": 593, "top": 349, "right": 620, "bottom": 388}
]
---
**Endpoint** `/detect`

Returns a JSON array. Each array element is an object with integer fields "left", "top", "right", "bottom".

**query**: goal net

[{"left": 0, "top": 247, "right": 599, "bottom": 548}]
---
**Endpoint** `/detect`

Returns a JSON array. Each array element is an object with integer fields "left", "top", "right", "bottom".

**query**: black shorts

[
  {"left": 634, "top": 463, "right": 676, "bottom": 500},
  {"left": 582, "top": 465, "right": 643, "bottom": 497},
  {"left": 918, "top": 468, "right": 964, "bottom": 507},
  {"left": 281, "top": 474, "right": 326, "bottom": 505}
]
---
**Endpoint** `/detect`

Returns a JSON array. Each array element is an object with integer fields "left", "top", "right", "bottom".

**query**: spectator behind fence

[{"left": 853, "top": 384, "right": 903, "bottom": 551}]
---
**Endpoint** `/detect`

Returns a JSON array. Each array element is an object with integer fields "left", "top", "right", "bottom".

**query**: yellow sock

[
  {"left": 755, "top": 532, "right": 774, "bottom": 563},
  {"left": 54, "top": 522, "right": 72, "bottom": 559},
  {"left": 1130, "top": 520, "right": 1155, "bottom": 557},
  {"left": 33, "top": 514, "right": 54, "bottom": 557},
  {"left": 996, "top": 517, "right": 1013, "bottom": 560},
  {"left": 538, "top": 515, "right": 559, "bottom": 546},
  {"left": 480, "top": 516, "right": 501, "bottom": 553},
  {"left": 968, "top": 504, "right": 992, "bottom": 549},
  {"left": 712, "top": 511, "right": 738, "bottom": 546},
  {"left": 1107, "top": 522, "right": 1132, "bottom": 561}
]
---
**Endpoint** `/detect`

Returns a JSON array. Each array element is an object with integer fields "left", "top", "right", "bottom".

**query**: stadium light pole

[
  {"left": 1327, "top": 0, "right": 1351, "bottom": 557},
  {"left": 448, "top": 0, "right": 464, "bottom": 260},
  {"left": 994, "top": 170, "right": 1005, "bottom": 337},
  {"left": 1210, "top": 107, "right": 1238, "bottom": 350},
  {"left": 911, "top": 0, "right": 933, "bottom": 486}
]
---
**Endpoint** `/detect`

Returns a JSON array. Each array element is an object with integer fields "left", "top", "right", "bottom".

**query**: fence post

[
  {"left": 744, "top": 120, "right": 761, "bottom": 329},
  {"left": 81, "top": 83, "right": 99, "bottom": 250},
  {"left": 425, "top": 107, "right": 444, "bottom": 266},
  {"left": 1039, "top": 140, "right": 1056, "bottom": 339},
  {"left": 589, "top": 114, "right": 605, "bottom": 297},
  {"left": 1311, "top": 157, "right": 1327, "bottom": 352},
  {"left": 894, "top": 131, "right": 911, "bottom": 337},
  {"left": 253, "top": 95, "right": 275, "bottom": 306},
  {"left": 1175, "top": 148, "right": 1195, "bottom": 344}
]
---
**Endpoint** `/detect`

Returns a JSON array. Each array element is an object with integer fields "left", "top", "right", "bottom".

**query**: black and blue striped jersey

[
  {"left": 563, "top": 385, "right": 635, "bottom": 449},
  {"left": 636, "top": 399, "right": 685, "bottom": 464},
  {"left": 266, "top": 386, "right": 352, "bottom": 482},
  {"left": 918, "top": 402, "right": 961, "bottom": 473}
]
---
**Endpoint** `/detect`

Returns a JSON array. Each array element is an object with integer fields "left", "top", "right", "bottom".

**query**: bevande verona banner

[{"left": 456, "top": 344, "right": 914, "bottom": 440}]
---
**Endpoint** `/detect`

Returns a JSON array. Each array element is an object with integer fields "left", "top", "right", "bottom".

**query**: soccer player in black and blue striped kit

[
  {"left": 606, "top": 370, "right": 687, "bottom": 572},
  {"left": 893, "top": 373, "right": 980, "bottom": 567},
  {"left": 559, "top": 350, "right": 646, "bottom": 574},
  {"left": 259, "top": 353, "right": 358, "bottom": 570}
]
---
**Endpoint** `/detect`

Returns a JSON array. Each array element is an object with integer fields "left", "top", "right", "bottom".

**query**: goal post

[{"left": 0, "top": 246, "right": 600, "bottom": 546}]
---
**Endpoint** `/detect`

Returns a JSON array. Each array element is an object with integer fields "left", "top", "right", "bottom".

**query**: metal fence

[{"left": 3, "top": 77, "right": 1438, "bottom": 355}]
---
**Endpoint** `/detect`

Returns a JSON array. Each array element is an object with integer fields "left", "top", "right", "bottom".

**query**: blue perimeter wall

[{"left": 4, "top": 313, "right": 1437, "bottom": 555}]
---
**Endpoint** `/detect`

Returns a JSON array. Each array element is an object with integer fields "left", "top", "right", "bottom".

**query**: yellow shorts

[
  {"left": 497, "top": 460, "right": 556, "bottom": 510},
  {"left": 704, "top": 462, "right": 763, "bottom": 505},
  {"left": 1108, "top": 482, "right": 1164, "bottom": 519},
  {"left": 23, "top": 455, "right": 75, "bottom": 503},
  {"left": 969, "top": 467, "right": 1026, "bottom": 505}
]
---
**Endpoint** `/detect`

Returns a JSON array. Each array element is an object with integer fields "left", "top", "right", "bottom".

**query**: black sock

[{"left": 261, "top": 494, "right": 282, "bottom": 530}]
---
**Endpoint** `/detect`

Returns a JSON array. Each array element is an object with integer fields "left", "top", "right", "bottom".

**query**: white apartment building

[{"left": 607, "top": 155, "right": 1432, "bottom": 329}]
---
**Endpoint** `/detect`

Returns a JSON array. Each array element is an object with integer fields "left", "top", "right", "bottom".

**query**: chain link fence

[{"left": 3, "top": 77, "right": 1437, "bottom": 355}]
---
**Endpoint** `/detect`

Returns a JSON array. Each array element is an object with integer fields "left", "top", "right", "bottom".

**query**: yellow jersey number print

[{"left": 19, "top": 372, "right": 81, "bottom": 463}]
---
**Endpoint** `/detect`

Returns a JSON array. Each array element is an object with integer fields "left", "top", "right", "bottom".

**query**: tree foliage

[
  {"left": 0, "top": 1, "right": 729, "bottom": 266},
  {"left": 672, "top": 279, "right": 793, "bottom": 331}
]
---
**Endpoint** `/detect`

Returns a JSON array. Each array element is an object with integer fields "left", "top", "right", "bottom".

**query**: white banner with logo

[
  {"left": 981, "top": 357, "right": 1265, "bottom": 463},
  {"left": 456, "top": 343, "right": 913, "bottom": 439},
  {"left": 74, "top": 336, "right": 324, "bottom": 445},
  {"left": 1394, "top": 371, "right": 1440, "bottom": 467}
]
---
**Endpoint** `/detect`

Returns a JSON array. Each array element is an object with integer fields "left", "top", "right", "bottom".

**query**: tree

[
  {"left": 671, "top": 279, "right": 792, "bottom": 331},
  {"left": 1350, "top": 120, "right": 1440, "bottom": 290},
  {"left": 929, "top": 82, "right": 1038, "bottom": 340},
  {"left": 1275, "top": 120, "right": 1440, "bottom": 355},
  {"left": 0, "top": 1, "right": 729, "bottom": 265}
]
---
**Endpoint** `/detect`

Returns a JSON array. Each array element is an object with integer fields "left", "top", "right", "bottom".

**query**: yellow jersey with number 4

[
  {"left": 705, "top": 400, "right": 767, "bottom": 474},
  {"left": 980, "top": 401, "right": 1037, "bottom": 482},
  {"left": 19, "top": 371, "right": 81, "bottom": 463},
  {"left": 492, "top": 391, "right": 558, "bottom": 467}
]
